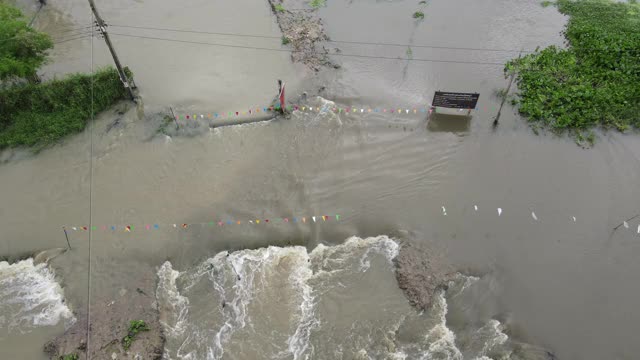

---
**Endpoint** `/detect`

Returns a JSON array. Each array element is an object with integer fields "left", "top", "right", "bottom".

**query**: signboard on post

[{"left": 431, "top": 91, "right": 480, "bottom": 110}]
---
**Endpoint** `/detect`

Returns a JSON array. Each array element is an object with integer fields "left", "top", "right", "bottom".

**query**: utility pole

[{"left": 88, "top": 0, "right": 137, "bottom": 101}]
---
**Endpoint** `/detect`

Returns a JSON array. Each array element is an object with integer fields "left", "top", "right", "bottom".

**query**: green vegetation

[
  {"left": 413, "top": 11, "right": 425, "bottom": 19},
  {"left": 0, "top": 3, "right": 131, "bottom": 151},
  {"left": 0, "top": 2, "right": 53, "bottom": 83},
  {"left": 506, "top": 0, "right": 640, "bottom": 144},
  {"left": 0, "top": 68, "right": 131, "bottom": 150},
  {"left": 405, "top": 46, "right": 413, "bottom": 59},
  {"left": 540, "top": 1, "right": 555, "bottom": 7},
  {"left": 281, "top": 36, "right": 291, "bottom": 45},
  {"left": 310, "top": 0, "right": 326, "bottom": 8},
  {"left": 157, "top": 114, "right": 174, "bottom": 135},
  {"left": 122, "top": 320, "right": 149, "bottom": 351},
  {"left": 274, "top": 4, "right": 285, "bottom": 12},
  {"left": 419, "top": 1, "right": 427, "bottom": 4},
  {"left": 58, "top": 354, "right": 79, "bottom": 360}
]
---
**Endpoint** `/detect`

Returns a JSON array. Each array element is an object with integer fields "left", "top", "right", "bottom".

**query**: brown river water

[{"left": 2, "top": 0, "right": 640, "bottom": 359}]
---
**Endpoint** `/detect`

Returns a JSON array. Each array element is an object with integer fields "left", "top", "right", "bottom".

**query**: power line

[
  {"left": 108, "top": 32, "right": 507, "bottom": 66},
  {"left": 0, "top": 30, "right": 92, "bottom": 44},
  {"left": 52, "top": 30, "right": 94, "bottom": 41},
  {"left": 108, "top": 23, "right": 536, "bottom": 53},
  {"left": 47, "top": 25, "right": 96, "bottom": 36},
  {"left": 0, "top": 26, "right": 95, "bottom": 44},
  {"left": 53, "top": 35, "right": 91, "bottom": 44},
  {"left": 105, "top": 23, "right": 640, "bottom": 55}
]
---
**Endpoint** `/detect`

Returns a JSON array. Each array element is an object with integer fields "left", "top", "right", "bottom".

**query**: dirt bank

[
  {"left": 393, "top": 239, "right": 454, "bottom": 311},
  {"left": 267, "top": 0, "right": 338, "bottom": 71},
  {"left": 44, "top": 264, "right": 164, "bottom": 360}
]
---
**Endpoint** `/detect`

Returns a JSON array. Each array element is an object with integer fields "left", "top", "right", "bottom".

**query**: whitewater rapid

[
  {"left": 0, "top": 258, "right": 74, "bottom": 336},
  {"left": 156, "top": 236, "right": 532, "bottom": 360}
]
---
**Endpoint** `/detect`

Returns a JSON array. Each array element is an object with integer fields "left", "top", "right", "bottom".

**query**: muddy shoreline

[
  {"left": 267, "top": 0, "right": 338, "bottom": 71},
  {"left": 44, "top": 261, "right": 164, "bottom": 360},
  {"left": 392, "top": 239, "right": 455, "bottom": 311}
]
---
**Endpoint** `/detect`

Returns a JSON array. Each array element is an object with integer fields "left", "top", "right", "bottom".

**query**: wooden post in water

[
  {"left": 62, "top": 227, "right": 71, "bottom": 250},
  {"left": 169, "top": 106, "right": 179, "bottom": 129},
  {"left": 277, "top": 80, "right": 286, "bottom": 115},
  {"left": 493, "top": 49, "right": 522, "bottom": 127}
]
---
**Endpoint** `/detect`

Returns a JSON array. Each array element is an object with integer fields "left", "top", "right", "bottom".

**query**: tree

[{"left": 0, "top": 2, "right": 53, "bottom": 83}]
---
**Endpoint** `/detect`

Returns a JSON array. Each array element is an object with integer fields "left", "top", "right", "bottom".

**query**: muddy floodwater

[{"left": 2, "top": 0, "right": 640, "bottom": 359}]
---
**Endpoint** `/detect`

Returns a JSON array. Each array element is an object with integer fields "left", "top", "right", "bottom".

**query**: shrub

[{"left": 506, "top": 0, "right": 640, "bottom": 144}]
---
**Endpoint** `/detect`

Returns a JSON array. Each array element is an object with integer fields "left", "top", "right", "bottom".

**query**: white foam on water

[
  {"left": 312, "top": 236, "right": 399, "bottom": 273},
  {"left": 0, "top": 259, "right": 73, "bottom": 332},
  {"left": 476, "top": 319, "right": 509, "bottom": 356},
  {"left": 207, "top": 249, "right": 272, "bottom": 358},
  {"left": 448, "top": 273, "right": 481, "bottom": 298},
  {"left": 156, "top": 262, "right": 189, "bottom": 338},
  {"left": 301, "top": 96, "right": 341, "bottom": 126},
  {"left": 357, "top": 236, "right": 400, "bottom": 272},
  {"left": 389, "top": 351, "right": 408, "bottom": 360},
  {"left": 159, "top": 237, "right": 501, "bottom": 360},
  {"left": 421, "top": 291, "right": 464, "bottom": 360},
  {"left": 285, "top": 254, "right": 317, "bottom": 360}
]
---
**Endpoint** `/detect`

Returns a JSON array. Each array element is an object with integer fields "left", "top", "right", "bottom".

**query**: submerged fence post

[
  {"left": 169, "top": 106, "right": 179, "bottom": 129},
  {"left": 277, "top": 80, "right": 286, "bottom": 115},
  {"left": 493, "top": 49, "right": 522, "bottom": 127},
  {"left": 62, "top": 227, "right": 71, "bottom": 250}
]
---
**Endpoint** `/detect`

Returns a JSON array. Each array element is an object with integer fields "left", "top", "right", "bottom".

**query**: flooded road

[{"left": 2, "top": 0, "right": 640, "bottom": 359}]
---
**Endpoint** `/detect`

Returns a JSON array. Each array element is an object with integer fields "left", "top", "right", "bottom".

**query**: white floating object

[
  {"left": 623, "top": 221, "right": 629, "bottom": 229},
  {"left": 309, "top": 107, "right": 313, "bottom": 111},
  {"left": 173, "top": 224, "right": 177, "bottom": 228},
  {"left": 637, "top": 225, "right": 640, "bottom": 234},
  {"left": 406, "top": 109, "right": 409, "bottom": 114},
  {"left": 531, "top": 212, "right": 538, "bottom": 221},
  {"left": 497, "top": 208, "right": 502, "bottom": 216},
  {"left": 72, "top": 227, "right": 77, "bottom": 231},
  {"left": 572, "top": 217, "right": 576, "bottom": 222},
  {"left": 312, "top": 216, "right": 316, "bottom": 222},
  {"left": 441, "top": 206, "right": 447, "bottom": 216},
  {"left": 361, "top": 108, "right": 364, "bottom": 113},
  {"left": 474, "top": 205, "right": 478, "bottom": 211}
]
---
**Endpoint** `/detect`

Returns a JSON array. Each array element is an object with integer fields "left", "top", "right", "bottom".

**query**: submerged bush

[
  {"left": 506, "top": 0, "right": 640, "bottom": 144},
  {"left": 0, "top": 67, "right": 131, "bottom": 150}
]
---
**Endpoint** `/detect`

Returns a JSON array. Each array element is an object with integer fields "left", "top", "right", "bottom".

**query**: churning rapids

[
  {"left": 155, "top": 236, "right": 548, "bottom": 360},
  {"left": 0, "top": 259, "right": 74, "bottom": 337},
  {"left": 2, "top": 237, "right": 551, "bottom": 360}
]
